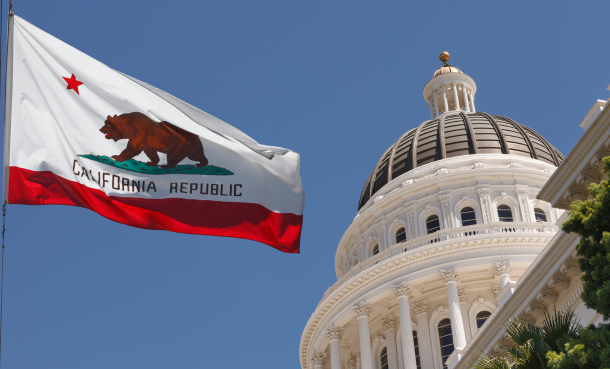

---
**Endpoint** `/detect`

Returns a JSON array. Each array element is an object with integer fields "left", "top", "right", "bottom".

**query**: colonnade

[
  {"left": 312, "top": 263, "right": 512, "bottom": 369},
  {"left": 426, "top": 82, "right": 475, "bottom": 119}
]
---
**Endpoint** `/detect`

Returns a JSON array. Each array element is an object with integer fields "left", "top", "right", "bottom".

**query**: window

[
  {"left": 372, "top": 243, "right": 379, "bottom": 255},
  {"left": 476, "top": 310, "right": 491, "bottom": 329},
  {"left": 497, "top": 205, "right": 513, "bottom": 222},
  {"left": 438, "top": 318, "right": 454, "bottom": 369},
  {"left": 426, "top": 215, "right": 441, "bottom": 234},
  {"left": 460, "top": 207, "right": 477, "bottom": 226},
  {"left": 413, "top": 330, "right": 422, "bottom": 369},
  {"left": 396, "top": 227, "right": 407, "bottom": 243},
  {"left": 380, "top": 347, "right": 389, "bottom": 369},
  {"left": 534, "top": 208, "right": 547, "bottom": 222}
]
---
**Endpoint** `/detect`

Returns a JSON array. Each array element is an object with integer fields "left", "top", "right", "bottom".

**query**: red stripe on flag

[{"left": 8, "top": 166, "right": 302, "bottom": 253}]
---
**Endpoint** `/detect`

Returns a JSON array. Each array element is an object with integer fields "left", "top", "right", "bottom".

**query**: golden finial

[{"left": 439, "top": 51, "right": 450, "bottom": 63}]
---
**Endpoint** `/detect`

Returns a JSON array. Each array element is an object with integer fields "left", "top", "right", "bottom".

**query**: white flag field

[{"left": 2, "top": 15, "right": 305, "bottom": 253}]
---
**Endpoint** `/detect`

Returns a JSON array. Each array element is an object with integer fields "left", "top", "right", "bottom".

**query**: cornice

[
  {"left": 454, "top": 230, "right": 580, "bottom": 369},
  {"left": 538, "top": 101, "right": 610, "bottom": 207},
  {"left": 300, "top": 234, "right": 554, "bottom": 369},
  {"left": 337, "top": 154, "right": 556, "bottom": 277}
]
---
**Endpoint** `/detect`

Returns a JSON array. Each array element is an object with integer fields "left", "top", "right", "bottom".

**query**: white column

[
  {"left": 458, "top": 290, "right": 472, "bottom": 342},
  {"left": 452, "top": 83, "right": 460, "bottom": 111},
  {"left": 438, "top": 194, "right": 453, "bottom": 230},
  {"left": 516, "top": 188, "right": 532, "bottom": 222},
  {"left": 394, "top": 282, "right": 418, "bottom": 369},
  {"left": 494, "top": 261, "right": 512, "bottom": 289},
  {"left": 327, "top": 325, "right": 345, "bottom": 369},
  {"left": 354, "top": 301, "right": 374, "bottom": 369},
  {"left": 433, "top": 91, "right": 440, "bottom": 117},
  {"left": 468, "top": 91, "right": 476, "bottom": 113},
  {"left": 428, "top": 99, "right": 435, "bottom": 120},
  {"left": 477, "top": 188, "right": 493, "bottom": 224},
  {"left": 461, "top": 85, "right": 470, "bottom": 112},
  {"left": 414, "top": 300, "right": 434, "bottom": 369},
  {"left": 383, "top": 316, "right": 400, "bottom": 369},
  {"left": 311, "top": 352, "right": 327, "bottom": 369},
  {"left": 442, "top": 85, "right": 449, "bottom": 113},
  {"left": 405, "top": 204, "right": 418, "bottom": 241},
  {"left": 439, "top": 268, "right": 467, "bottom": 350}
]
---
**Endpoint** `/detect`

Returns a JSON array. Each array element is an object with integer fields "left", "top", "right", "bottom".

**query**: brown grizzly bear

[{"left": 99, "top": 112, "right": 208, "bottom": 169}]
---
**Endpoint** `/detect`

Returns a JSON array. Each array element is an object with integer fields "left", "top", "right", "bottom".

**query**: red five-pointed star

[{"left": 63, "top": 74, "right": 83, "bottom": 95}]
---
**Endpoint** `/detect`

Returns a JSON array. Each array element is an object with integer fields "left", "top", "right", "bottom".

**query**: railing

[{"left": 322, "top": 222, "right": 558, "bottom": 300}]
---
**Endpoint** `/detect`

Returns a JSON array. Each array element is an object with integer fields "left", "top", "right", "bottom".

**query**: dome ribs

[
  {"left": 416, "top": 120, "right": 441, "bottom": 166},
  {"left": 496, "top": 115, "right": 538, "bottom": 160},
  {"left": 438, "top": 115, "right": 448, "bottom": 159},
  {"left": 390, "top": 130, "right": 416, "bottom": 181},
  {"left": 371, "top": 147, "right": 393, "bottom": 196},
  {"left": 443, "top": 113, "right": 473, "bottom": 158},
  {"left": 411, "top": 123, "right": 425, "bottom": 170},
  {"left": 356, "top": 112, "right": 562, "bottom": 210},
  {"left": 388, "top": 128, "right": 415, "bottom": 184},
  {"left": 358, "top": 172, "right": 373, "bottom": 209},
  {"left": 518, "top": 122, "right": 562, "bottom": 166},
  {"left": 468, "top": 112, "right": 505, "bottom": 154},
  {"left": 460, "top": 112, "right": 479, "bottom": 154}
]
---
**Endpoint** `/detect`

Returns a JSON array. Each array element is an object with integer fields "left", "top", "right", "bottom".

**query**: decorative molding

[
  {"left": 326, "top": 325, "right": 344, "bottom": 341},
  {"left": 535, "top": 291, "right": 557, "bottom": 304},
  {"left": 547, "top": 277, "right": 569, "bottom": 290},
  {"left": 492, "top": 285, "right": 501, "bottom": 296},
  {"left": 471, "top": 297, "right": 492, "bottom": 307},
  {"left": 393, "top": 281, "right": 412, "bottom": 297},
  {"left": 382, "top": 316, "right": 395, "bottom": 331},
  {"left": 414, "top": 300, "right": 428, "bottom": 315},
  {"left": 494, "top": 261, "right": 512, "bottom": 276},
  {"left": 374, "top": 336, "right": 386, "bottom": 345},
  {"left": 311, "top": 352, "right": 327, "bottom": 366},
  {"left": 440, "top": 267, "right": 459, "bottom": 283},
  {"left": 458, "top": 289, "right": 467, "bottom": 303},
  {"left": 353, "top": 301, "right": 371, "bottom": 317},
  {"left": 559, "top": 262, "right": 580, "bottom": 276},
  {"left": 348, "top": 356, "right": 357, "bottom": 367}
]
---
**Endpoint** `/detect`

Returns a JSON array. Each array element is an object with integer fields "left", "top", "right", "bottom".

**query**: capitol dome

[
  {"left": 358, "top": 113, "right": 564, "bottom": 209},
  {"left": 300, "top": 53, "right": 565, "bottom": 369}
]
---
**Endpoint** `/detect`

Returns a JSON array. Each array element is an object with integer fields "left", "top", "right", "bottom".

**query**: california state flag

[{"left": 3, "top": 15, "right": 305, "bottom": 253}]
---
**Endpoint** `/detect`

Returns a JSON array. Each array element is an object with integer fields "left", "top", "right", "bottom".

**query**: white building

[{"left": 299, "top": 52, "right": 608, "bottom": 369}]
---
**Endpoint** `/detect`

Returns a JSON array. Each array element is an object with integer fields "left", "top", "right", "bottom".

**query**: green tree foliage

[
  {"left": 561, "top": 156, "right": 610, "bottom": 318},
  {"left": 471, "top": 310, "right": 578, "bottom": 369},
  {"left": 546, "top": 324, "right": 610, "bottom": 369},
  {"left": 542, "top": 156, "right": 610, "bottom": 368}
]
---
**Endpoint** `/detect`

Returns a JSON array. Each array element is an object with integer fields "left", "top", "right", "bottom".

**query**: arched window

[
  {"left": 413, "top": 330, "right": 422, "bottom": 369},
  {"left": 534, "top": 208, "right": 547, "bottom": 222},
  {"left": 380, "top": 347, "right": 389, "bottom": 369},
  {"left": 372, "top": 243, "right": 379, "bottom": 255},
  {"left": 426, "top": 215, "right": 441, "bottom": 234},
  {"left": 438, "top": 318, "right": 454, "bottom": 369},
  {"left": 497, "top": 205, "right": 513, "bottom": 222},
  {"left": 476, "top": 310, "right": 491, "bottom": 329},
  {"left": 460, "top": 207, "right": 477, "bottom": 226},
  {"left": 396, "top": 227, "right": 407, "bottom": 243}
]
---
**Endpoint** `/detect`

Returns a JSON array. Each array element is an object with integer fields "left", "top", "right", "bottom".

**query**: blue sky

[{"left": 1, "top": 1, "right": 610, "bottom": 368}]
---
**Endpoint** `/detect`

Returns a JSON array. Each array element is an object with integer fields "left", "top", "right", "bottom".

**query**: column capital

[
  {"left": 414, "top": 299, "right": 428, "bottom": 315},
  {"left": 382, "top": 316, "right": 395, "bottom": 331},
  {"left": 494, "top": 261, "right": 512, "bottom": 276},
  {"left": 440, "top": 267, "right": 459, "bottom": 284},
  {"left": 438, "top": 193, "right": 452, "bottom": 202},
  {"left": 326, "top": 325, "right": 345, "bottom": 341},
  {"left": 393, "top": 281, "right": 412, "bottom": 297},
  {"left": 353, "top": 301, "right": 371, "bottom": 317},
  {"left": 477, "top": 188, "right": 490, "bottom": 195},
  {"left": 458, "top": 289, "right": 467, "bottom": 303},
  {"left": 311, "top": 352, "right": 327, "bottom": 366}
]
